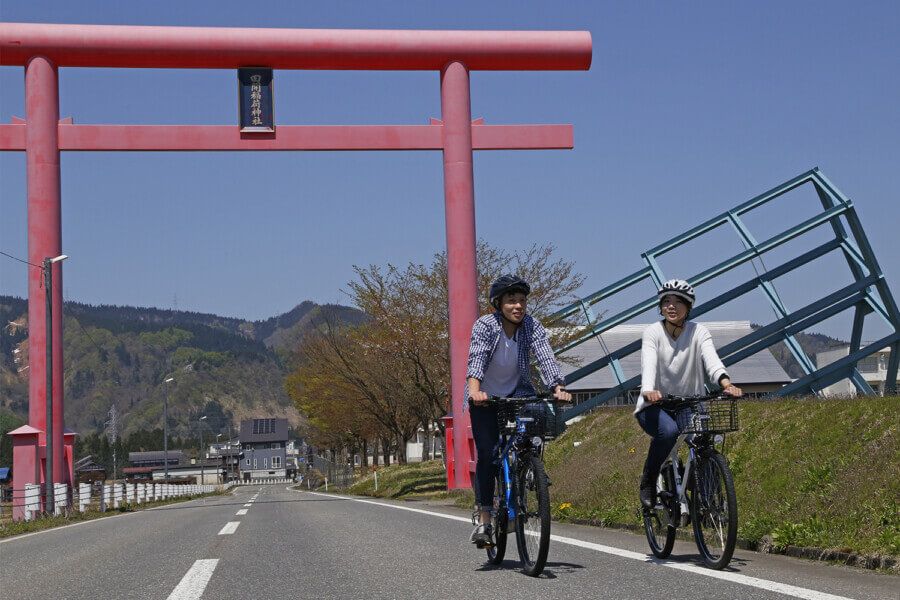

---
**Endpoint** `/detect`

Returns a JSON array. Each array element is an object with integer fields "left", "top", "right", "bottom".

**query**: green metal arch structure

[{"left": 553, "top": 168, "right": 900, "bottom": 419}]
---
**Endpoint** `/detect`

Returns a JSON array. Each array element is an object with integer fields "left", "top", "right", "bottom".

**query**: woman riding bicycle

[
  {"left": 637, "top": 279, "right": 742, "bottom": 509},
  {"left": 466, "top": 274, "right": 572, "bottom": 545}
]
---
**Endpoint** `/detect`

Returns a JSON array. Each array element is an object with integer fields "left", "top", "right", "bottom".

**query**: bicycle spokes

[{"left": 691, "top": 453, "right": 738, "bottom": 569}]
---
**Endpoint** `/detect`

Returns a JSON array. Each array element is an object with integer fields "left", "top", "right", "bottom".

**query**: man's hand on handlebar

[
  {"left": 553, "top": 385, "right": 572, "bottom": 403},
  {"left": 470, "top": 390, "right": 489, "bottom": 405}
]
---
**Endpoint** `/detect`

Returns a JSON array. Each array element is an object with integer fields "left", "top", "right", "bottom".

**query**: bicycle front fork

[{"left": 663, "top": 458, "right": 690, "bottom": 527}]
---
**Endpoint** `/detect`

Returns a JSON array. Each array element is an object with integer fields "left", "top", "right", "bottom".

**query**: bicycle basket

[
  {"left": 517, "top": 402, "right": 564, "bottom": 440},
  {"left": 673, "top": 398, "right": 739, "bottom": 434}
]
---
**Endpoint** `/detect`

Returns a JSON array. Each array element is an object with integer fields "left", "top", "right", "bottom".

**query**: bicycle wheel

[
  {"left": 691, "top": 451, "right": 738, "bottom": 569},
  {"left": 514, "top": 454, "right": 551, "bottom": 577},
  {"left": 486, "top": 474, "right": 508, "bottom": 564},
  {"left": 643, "top": 462, "right": 677, "bottom": 559}
]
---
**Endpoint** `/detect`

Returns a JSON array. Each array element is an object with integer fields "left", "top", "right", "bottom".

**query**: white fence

[
  {"left": 3, "top": 481, "right": 226, "bottom": 522},
  {"left": 232, "top": 478, "right": 291, "bottom": 486}
]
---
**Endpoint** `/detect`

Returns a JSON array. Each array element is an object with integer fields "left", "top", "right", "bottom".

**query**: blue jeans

[
  {"left": 469, "top": 404, "right": 499, "bottom": 510},
  {"left": 636, "top": 406, "right": 680, "bottom": 478}
]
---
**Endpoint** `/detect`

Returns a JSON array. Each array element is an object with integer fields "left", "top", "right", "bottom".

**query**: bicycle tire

[
  {"left": 691, "top": 451, "right": 738, "bottom": 569},
  {"left": 643, "top": 462, "right": 677, "bottom": 559},
  {"left": 514, "top": 454, "right": 551, "bottom": 576},
  {"left": 486, "top": 474, "right": 508, "bottom": 564}
]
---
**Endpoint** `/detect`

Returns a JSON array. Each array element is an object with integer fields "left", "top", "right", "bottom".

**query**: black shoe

[
  {"left": 639, "top": 464, "right": 658, "bottom": 510},
  {"left": 470, "top": 523, "right": 493, "bottom": 548}
]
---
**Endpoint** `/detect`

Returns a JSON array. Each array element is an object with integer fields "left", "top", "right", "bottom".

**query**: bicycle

[
  {"left": 474, "top": 394, "right": 561, "bottom": 576},
  {"left": 642, "top": 393, "right": 740, "bottom": 570}
]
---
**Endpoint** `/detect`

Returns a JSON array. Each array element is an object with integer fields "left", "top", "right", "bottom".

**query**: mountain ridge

[{"left": 0, "top": 295, "right": 365, "bottom": 437}]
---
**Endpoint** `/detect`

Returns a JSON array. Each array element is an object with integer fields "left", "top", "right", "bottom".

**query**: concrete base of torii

[{"left": 9, "top": 425, "right": 76, "bottom": 521}]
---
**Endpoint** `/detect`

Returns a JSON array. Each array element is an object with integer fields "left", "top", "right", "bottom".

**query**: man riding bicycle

[
  {"left": 637, "top": 279, "right": 742, "bottom": 509},
  {"left": 466, "top": 274, "right": 572, "bottom": 546}
]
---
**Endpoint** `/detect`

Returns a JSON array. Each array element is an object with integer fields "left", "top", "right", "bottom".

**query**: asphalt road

[{"left": 0, "top": 485, "right": 896, "bottom": 600}]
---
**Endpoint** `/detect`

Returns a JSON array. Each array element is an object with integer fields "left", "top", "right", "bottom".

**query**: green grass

[
  {"left": 0, "top": 490, "right": 226, "bottom": 539},
  {"left": 346, "top": 397, "right": 899, "bottom": 559},
  {"left": 348, "top": 460, "right": 454, "bottom": 499}
]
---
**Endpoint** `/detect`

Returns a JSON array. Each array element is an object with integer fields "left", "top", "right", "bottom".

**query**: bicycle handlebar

[
  {"left": 485, "top": 392, "right": 554, "bottom": 404},
  {"left": 658, "top": 392, "right": 732, "bottom": 410}
]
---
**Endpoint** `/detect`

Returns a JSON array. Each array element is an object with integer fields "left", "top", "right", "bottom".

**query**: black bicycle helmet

[
  {"left": 658, "top": 279, "right": 695, "bottom": 306},
  {"left": 489, "top": 274, "right": 531, "bottom": 309}
]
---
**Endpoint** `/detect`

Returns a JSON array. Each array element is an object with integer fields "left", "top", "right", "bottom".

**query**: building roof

[
  {"left": 560, "top": 321, "right": 792, "bottom": 391},
  {"left": 128, "top": 450, "right": 186, "bottom": 464},
  {"left": 122, "top": 466, "right": 156, "bottom": 475},
  {"left": 240, "top": 418, "right": 289, "bottom": 443}
]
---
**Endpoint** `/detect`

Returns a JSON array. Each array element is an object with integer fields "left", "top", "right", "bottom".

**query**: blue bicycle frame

[{"left": 496, "top": 412, "right": 534, "bottom": 521}]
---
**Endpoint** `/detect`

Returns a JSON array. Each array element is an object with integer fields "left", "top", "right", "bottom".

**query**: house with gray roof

[{"left": 559, "top": 321, "right": 792, "bottom": 407}]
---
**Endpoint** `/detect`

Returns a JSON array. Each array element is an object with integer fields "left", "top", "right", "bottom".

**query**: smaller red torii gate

[{"left": 0, "top": 23, "right": 591, "bottom": 518}]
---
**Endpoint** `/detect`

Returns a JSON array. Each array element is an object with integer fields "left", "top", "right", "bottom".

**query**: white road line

[
  {"left": 236, "top": 509, "right": 248, "bottom": 515},
  {"left": 167, "top": 559, "right": 218, "bottom": 600},
  {"left": 302, "top": 491, "right": 856, "bottom": 600},
  {"left": 218, "top": 521, "right": 240, "bottom": 535},
  {"left": 243, "top": 503, "right": 252, "bottom": 507}
]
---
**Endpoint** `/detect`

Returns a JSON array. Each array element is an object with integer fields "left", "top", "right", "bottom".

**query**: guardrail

[{"left": 0, "top": 481, "right": 224, "bottom": 522}]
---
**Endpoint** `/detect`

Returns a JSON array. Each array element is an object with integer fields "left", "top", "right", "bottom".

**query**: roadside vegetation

[{"left": 347, "top": 397, "right": 899, "bottom": 560}]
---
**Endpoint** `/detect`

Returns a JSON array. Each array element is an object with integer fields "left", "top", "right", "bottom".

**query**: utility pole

[
  {"left": 163, "top": 377, "right": 174, "bottom": 480},
  {"left": 199, "top": 415, "right": 207, "bottom": 485},
  {"left": 43, "top": 254, "right": 67, "bottom": 513},
  {"left": 105, "top": 405, "right": 119, "bottom": 481}
]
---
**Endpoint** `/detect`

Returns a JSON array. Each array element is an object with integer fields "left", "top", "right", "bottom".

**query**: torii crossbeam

[{"left": 0, "top": 22, "right": 591, "bottom": 518}]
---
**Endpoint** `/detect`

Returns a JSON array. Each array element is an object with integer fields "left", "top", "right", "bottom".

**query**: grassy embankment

[{"left": 349, "top": 397, "right": 899, "bottom": 559}]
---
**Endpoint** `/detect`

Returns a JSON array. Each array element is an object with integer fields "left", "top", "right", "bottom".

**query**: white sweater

[{"left": 635, "top": 320, "right": 729, "bottom": 414}]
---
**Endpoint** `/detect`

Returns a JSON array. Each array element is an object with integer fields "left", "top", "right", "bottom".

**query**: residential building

[
  {"left": 816, "top": 345, "right": 897, "bottom": 397},
  {"left": 208, "top": 439, "right": 242, "bottom": 482},
  {"left": 239, "top": 418, "right": 289, "bottom": 481},
  {"left": 559, "top": 321, "right": 793, "bottom": 406}
]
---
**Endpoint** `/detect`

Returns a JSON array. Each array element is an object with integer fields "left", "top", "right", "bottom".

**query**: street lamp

[
  {"left": 215, "top": 433, "right": 223, "bottom": 484},
  {"left": 163, "top": 376, "right": 174, "bottom": 481},
  {"left": 43, "top": 254, "right": 67, "bottom": 513},
  {"left": 199, "top": 415, "right": 207, "bottom": 485}
]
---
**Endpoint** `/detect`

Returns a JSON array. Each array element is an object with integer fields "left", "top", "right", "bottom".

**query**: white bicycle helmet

[{"left": 658, "top": 279, "right": 695, "bottom": 306}]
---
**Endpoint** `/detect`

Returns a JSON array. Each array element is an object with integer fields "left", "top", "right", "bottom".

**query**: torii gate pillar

[
  {"left": 15, "top": 55, "right": 71, "bottom": 510},
  {"left": 441, "top": 61, "right": 478, "bottom": 488}
]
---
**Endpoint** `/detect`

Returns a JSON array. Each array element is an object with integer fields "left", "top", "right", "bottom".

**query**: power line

[{"left": 0, "top": 250, "right": 43, "bottom": 270}]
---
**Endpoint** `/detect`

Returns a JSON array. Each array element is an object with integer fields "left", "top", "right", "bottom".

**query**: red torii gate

[{"left": 0, "top": 23, "right": 591, "bottom": 516}]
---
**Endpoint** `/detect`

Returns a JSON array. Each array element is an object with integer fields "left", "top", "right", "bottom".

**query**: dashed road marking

[
  {"left": 166, "top": 559, "right": 218, "bottom": 600},
  {"left": 236, "top": 509, "right": 248, "bottom": 515},
  {"left": 218, "top": 522, "right": 240, "bottom": 535}
]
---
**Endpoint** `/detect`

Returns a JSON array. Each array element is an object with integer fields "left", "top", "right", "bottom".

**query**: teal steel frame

[{"left": 551, "top": 168, "right": 900, "bottom": 419}]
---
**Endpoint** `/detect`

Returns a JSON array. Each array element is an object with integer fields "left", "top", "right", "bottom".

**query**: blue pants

[
  {"left": 636, "top": 406, "right": 680, "bottom": 478},
  {"left": 470, "top": 404, "right": 500, "bottom": 510}
]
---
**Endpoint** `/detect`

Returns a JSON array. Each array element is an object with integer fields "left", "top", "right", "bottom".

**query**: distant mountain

[
  {"left": 0, "top": 296, "right": 365, "bottom": 437},
  {"left": 750, "top": 325, "right": 848, "bottom": 379}
]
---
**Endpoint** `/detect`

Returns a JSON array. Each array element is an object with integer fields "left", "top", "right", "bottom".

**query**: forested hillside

[{"left": 0, "top": 295, "right": 365, "bottom": 438}]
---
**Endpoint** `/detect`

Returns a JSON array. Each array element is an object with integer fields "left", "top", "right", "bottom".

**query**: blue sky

[{"left": 1, "top": 1, "right": 898, "bottom": 341}]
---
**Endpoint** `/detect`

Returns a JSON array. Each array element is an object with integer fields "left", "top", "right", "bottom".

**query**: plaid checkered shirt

[{"left": 465, "top": 312, "right": 565, "bottom": 408}]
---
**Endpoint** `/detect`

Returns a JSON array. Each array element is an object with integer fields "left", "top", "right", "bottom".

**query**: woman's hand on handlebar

[
  {"left": 553, "top": 385, "right": 572, "bottom": 403},
  {"left": 643, "top": 390, "right": 663, "bottom": 404},
  {"left": 722, "top": 384, "right": 743, "bottom": 398}
]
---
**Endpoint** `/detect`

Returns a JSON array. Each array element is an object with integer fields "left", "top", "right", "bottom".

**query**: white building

[{"left": 816, "top": 345, "right": 897, "bottom": 397}]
